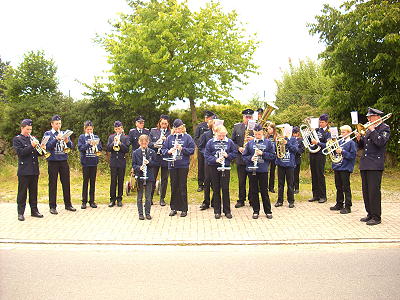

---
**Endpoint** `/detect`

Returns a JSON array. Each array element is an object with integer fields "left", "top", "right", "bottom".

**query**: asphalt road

[{"left": 0, "top": 244, "right": 399, "bottom": 300}]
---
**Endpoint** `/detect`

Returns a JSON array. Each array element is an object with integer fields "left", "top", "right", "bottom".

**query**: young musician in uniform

[
  {"left": 107, "top": 121, "right": 130, "bottom": 207},
  {"left": 13, "top": 119, "right": 44, "bottom": 221},
  {"left": 162, "top": 119, "right": 195, "bottom": 217},
  {"left": 204, "top": 125, "right": 238, "bottom": 219},
  {"left": 330, "top": 125, "right": 357, "bottom": 214},
  {"left": 43, "top": 115, "right": 76, "bottom": 214},
  {"left": 132, "top": 135, "right": 156, "bottom": 220},
  {"left": 78, "top": 121, "right": 102, "bottom": 209},
  {"left": 308, "top": 114, "right": 331, "bottom": 204},
  {"left": 194, "top": 110, "right": 215, "bottom": 192},
  {"left": 356, "top": 108, "right": 390, "bottom": 225},
  {"left": 266, "top": 123, "right": 277, "bottom": 193},
  {"left": 292, "top": 126, "right": 305, "bottom": 194},
  {"left": 129, "top": 116, "right": 150, "bottom": 152},
  {"left": 232, "top": 108, "right": 254, "bottom": 208},
  {"left": 274, "top": 125, "right": 299, "bottom": 208},
  {"left": 256, "top": 108, "right": 264, "bottom": 121},
  {"left": 242, "top": 123, "right": 276, "bottom": 219},
  {"left": 149, "top": 114, "right": 171, "bottom": 206}
]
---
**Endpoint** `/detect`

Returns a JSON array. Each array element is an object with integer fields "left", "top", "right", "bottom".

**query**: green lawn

[{"left": 1, "top": 154, "right": 399, "bottom": 205}]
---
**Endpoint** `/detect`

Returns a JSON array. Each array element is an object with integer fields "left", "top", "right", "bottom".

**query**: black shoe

[
  {"left": 225, "top": 213, "right": 233, "bottom": 219},
  {"left": 340, "top": 207, "right": 351, "bottom": 214},
  {"left": 139, "top": 214, "right": 145, "bottom": 220},
  {"left": 360, "top": 216, "right": 372, "bottom": 222},
  {"left": 330, "top": 204, "right": 342, "bottom": 211},
  {"left": 269, "top": 189, "right": 276, "bottom": 193},
  {"left": 215, "top": 213, "right": 221, "bottom": 219},
  {"left": 169, "top": 210, "right": 177, "bottom": 216},
  {"left": 50, "top": 208, "right": 58, "bottom": 215},
  {"left": 108, "top": 202, "right": 115, "bottom": 207},
  {"left": 31, "top": 211, "right": 43, "bottom": 218},
  {"left": 117, "top": 201, "right": 123, "bottom": 207},
  {"left": 235, "top": 201, "right": 245, "bottom": 208},
  {"left": 288, "top": 203, "right": 295, "bottom": 208},
  {"left": 366, "top": 219, "right": 381, "bottom": 226},
  {"left": 180, "top": 211, "right": 187, "bottom": 217},
  {"left": 65, "top": 206, "right": 76, "bottom": 212},
  {"left": 197, "top": 186, "right": 204, "bottom": 192},
  {"left": 252, "top": 213, "right": 259, "bottom": 219},
  {"left": 90, "top": 203, "right": 97, "bottom": 208},
  {"left": 266, "top": 214, "right": 273, "bottom": 219},
  {"left": 199, "top": 203, "right": 209, "bottom": 211},
  {"left": 18, "top": 214, "right": 25, "bottom": 221},
  {"left": 81, "top": 203, "right": 87, "bottom": 209},
  {"left": 318, "top": 198, "right": 327, "bottom": 203},
  {"left": 160, "top": 199, "right": 166, "bottom": 206},
  {"left": 274, "top": 202, "right": 283, "bottom": 207},
  {"left": 294, "top": 189, "right": 299, "bottom": 194},
  {"left": 146, "top": 215, "right": 152, "bottom": 220},
  {"left": 308, "top": 197, "right": 319, "bottom": 202}
]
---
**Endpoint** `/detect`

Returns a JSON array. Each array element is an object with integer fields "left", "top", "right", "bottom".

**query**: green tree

[
  {"left": 98, "top": 0, "right": 259, "bottom": 129},
  {"left": 309, "top": 0, "right": 400, "bottom": 161},
  {"left": 0, "top": 56, "right": 11, "bottom": 102}
]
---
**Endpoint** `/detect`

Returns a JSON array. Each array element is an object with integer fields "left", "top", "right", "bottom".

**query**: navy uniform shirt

[
  {"left": 44, "top": 129, "right": 74, "bottom": 161},
  {"left": 198, "top": 129, "right": 214, "bottom": 155},
  {"left": 242, "top": 138, "right": 276, "bottom": 173},
  {"left": 77, "top": 134, "right": 102, "bottom": 167},
  {"left": 161, "top": 133, "right": 195, "bottom": 169},
  {"left": 194, "top": 121, "right": 209, "bottom": 147},
  {"left": 232, "top": 122, "right": 254, "bottom": 165},
  {"left": 309, "top": 127, "right": 331, "bottom": 154},
  {"left": 149, "top": 127, "right": 170, "bottom": 167},
  {"left": 295, "top": 137, "right": 305, "bottom": 166},
  {"left": 357, "top": 123, "right": 390, "bottom": 171},
  {"left": 132, "top": 147, "right": 157, "bottom": 182},
  {"left": 13, "top": 134, "right": 41, "bottom": 176},
  {"left": 204, "top": 137, "right": 238, "bottom": 167},
  {"left": 332, "top": 138, "right": 357, "bottom": 172},
  {"left": 129, "top": 128, "right": 150, "bottom": 152},
  {"left": 275, "top": 137, "right": 299, "bottom": 168},
  {"left": 107, "top": 133, "right": 130, "bottom": 168}
]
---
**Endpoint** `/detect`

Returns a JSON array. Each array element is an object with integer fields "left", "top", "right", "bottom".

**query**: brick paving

[{"left": 0, "top": 201, "right": 399, "bottom": 244}]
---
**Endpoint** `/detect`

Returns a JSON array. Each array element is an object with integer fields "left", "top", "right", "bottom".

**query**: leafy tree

[
  {"left": 309, "top": 0, "right": 400, "bottom": 161},
  {"left": 98, "top": 0, "right": 259, "bottom": 129},
  {"left": 0, "top": 56, "right": 11, "bottom": 102}
]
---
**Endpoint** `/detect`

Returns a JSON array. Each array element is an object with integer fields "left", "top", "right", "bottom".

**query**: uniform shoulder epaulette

[
  {"left": 151, "top": 127, "right": 157, "bottom": 131},
  {"left": 234, "top": 122, "right": 241, "bottom": 125}
]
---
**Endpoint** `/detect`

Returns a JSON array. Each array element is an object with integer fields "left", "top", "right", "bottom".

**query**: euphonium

[
  {"left": 324, "top": 138, "right": 343, "bottom": 163},
  {"left": 300, "top": 117, "right": 321, "bottom": 153},
  {"left": 275, "top": 125, "right": 287, "bottom": 159},
  {"left": 113, "top": 133, "right": 121, "bottom": 151},
  {"left": 356, "top": 113, "right": 392, "bottom": 136}
]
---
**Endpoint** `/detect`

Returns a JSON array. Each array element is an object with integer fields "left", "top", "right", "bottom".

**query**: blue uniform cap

[
  {"left": 253, "top": 123, "right": 263, "bottom": 132},
  {"left": 84, "top": 120, "right": 93, "bottom": 127},
  {"left": 135, "top": 116, "right": 145, "bottom": 122},
  {"left": 242, "top": 108, "right": 254, "bottom": 116},
  {"left": 51, "top": 115, "right": 61, "bottom": 121},
  {"left": 160, "top": 114, "right": 170, "bottom": 120},
  {"left": 256, "top": 108, "right": 264, "bottom": 113},
  {"left": 319, "top": 114, "right": 329, "bottom": 121},
  {"left": 366, "top": 107, "right": 383, "bottom": 117},
  {"left": 114, "top": 120, "right": 123, "bottom": 127},
  {"left": 292, "top": 126, "right": 300, "bottom": 133},
  {"left": 173, "top": 119, "right": 184, "bottom": 128},
  {"left": 21, "top": 119, "right": 33, "bottom": 126},
  {"left": 204, "top": 110, "right": 215, "bottom": 118}
]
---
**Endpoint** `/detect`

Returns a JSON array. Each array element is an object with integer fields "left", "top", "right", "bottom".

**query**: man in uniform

[
  {"left": 43, "top": 115, "right": 76, "bottom": 214},
  {"left": 194, "top": 110, "right": 215, "bottom": 192},
  {"left": 356, "top": 107, "right": 390, "bottom": 225},
  {"left": 232, "top": 108, "right": 254, "bottom": 208},
  {"left": 308, "top": 113, "right": 331, "bottom": 204},
  {"left": 13, "top": 119, "right": 44, "bottom": 221},
  {"left": 129, "top": 116, "right": 150, "bottom": 152}
]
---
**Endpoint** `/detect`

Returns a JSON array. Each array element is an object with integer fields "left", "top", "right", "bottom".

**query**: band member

[
  {"left": 162, "top": 119, "right": 195, "bottom": 217},
  {"left": 308, "top": 114, "right": 331, "bottom": 203},
  {"left": 132, "top": 135, "right": 156, "bottom": 220},
  {"left": 149, "top": 114, "right": 171, "bottom": 206},
  {"left": 256, "top": 108, "right": 264, "bottom": 121},
  {"left": 274, "top": 125, "right": 299, "bottom": 208},
  {"left": 330, "top": 125, "right": 356, "bottom": 214},
  {"left": 13, "top": 119, "right": 44, "bottom": 221},
  {"left": 107, "top": 121, "right": 130, "bottom": 207},
  {"left": 356, "top": 108, "right": 390, "bottom": 225},
  {"left": 198, "top": 115, "right": 220, "bottom": 210},
  {"left": 129, "top": 116, "right": 150, "bottom": 152},
  {"left": 242, "top": 123, "right": 276, "bottom": 219},
  {"left": 194, "top": 110, "right": 215, "bottom": 192},
  {"left": 78, "top": 121, "right": 102, "bottom": 209},
  {"left": 292, "top": 126, "right": 305, "bottom": 194},
  {"left": 43, "top": 115, "right": 76, "bottom": 214},
  {"left": 232, "top": 108, "right": 254, "bottom": 208},
  {"left": 204, "top": 125, "right": 238, "bottom": 219},
  {"left": 266, "top": 122, "right": 277, "bottom": 193}
]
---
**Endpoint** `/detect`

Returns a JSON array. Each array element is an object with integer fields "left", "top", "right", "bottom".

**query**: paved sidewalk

[{"left": 0, "top": 201, "right": 399, "bottom": 244}]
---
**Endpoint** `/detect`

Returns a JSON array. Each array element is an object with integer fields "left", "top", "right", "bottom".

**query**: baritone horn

[
  {"left": 300, "top": 117, "right": 321, "bottom": 153},
  {"left": 275, "top": 124, "right": 291, "bottom": 159}
]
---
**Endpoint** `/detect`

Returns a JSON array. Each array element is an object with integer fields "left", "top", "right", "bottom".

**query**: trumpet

[
  {"left": 356, "top": 113, "right": 392, "bottom": 136},
  {"left": 60, "top": 130, "right": 73, "bottom": 154},
  {"left": 300, "top": 117, "right": 321, "bottom": 153},
  {"left": 113, "top": 133, "right": 121, "bottom": 151},
  {"left": 89, "top": 133, "right": 101, "bottom": 157},
  {"left": 29, "top": 135, "right": 50, "bottom": 158},
  {"left": 216, "top": 148, "right": 231, "bottom": 176}
]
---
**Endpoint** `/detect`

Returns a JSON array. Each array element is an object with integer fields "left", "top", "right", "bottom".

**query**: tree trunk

[{"left": 189, "top": 98, "right": 198, "bottom": 134}]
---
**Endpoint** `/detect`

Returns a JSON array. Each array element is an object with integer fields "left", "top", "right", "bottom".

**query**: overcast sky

[{"left": 0, "top": 0, "right": 342, "bottom": 107}]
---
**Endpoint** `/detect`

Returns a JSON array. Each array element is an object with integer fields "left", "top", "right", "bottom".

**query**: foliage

[
  {"left": 0, "top": 56, "right": 10, "bottom": 102},
  {"left": 270, "top": 104, "right": 325, "bottom": 128},
  {"left": 309, "top": 0, "right": 400, "bottom": 161}
]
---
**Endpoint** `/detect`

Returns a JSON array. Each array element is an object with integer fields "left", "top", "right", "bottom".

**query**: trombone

[{"left": 356, "top": 113, "right": 392, "bottom": 136}]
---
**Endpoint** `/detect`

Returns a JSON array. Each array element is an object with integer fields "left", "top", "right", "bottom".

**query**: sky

[{"left": 0, "top": 0, "right": 342, "bottom": 107}]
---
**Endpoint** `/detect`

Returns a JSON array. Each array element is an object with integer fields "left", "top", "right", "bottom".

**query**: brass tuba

[{"left": 259, "top": 102, "right": 279, "bottom": 132}]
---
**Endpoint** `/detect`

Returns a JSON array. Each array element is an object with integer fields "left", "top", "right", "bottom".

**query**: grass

[{"left": 1, "top": 153, "right": 399, "bottom": 205}]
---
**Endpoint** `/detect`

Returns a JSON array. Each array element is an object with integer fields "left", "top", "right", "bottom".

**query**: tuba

[
  {"left": 300, "top": 117, "right": 320, "bottom": 153},
  {"left": 259, "top": 102, "right": 279, "bottom": 132}
]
